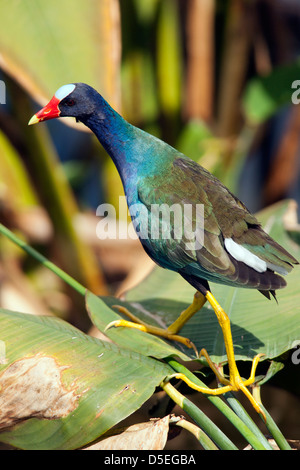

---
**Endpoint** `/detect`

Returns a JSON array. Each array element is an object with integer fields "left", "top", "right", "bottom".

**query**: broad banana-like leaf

[{"left": 0, "top": 309, "right": 172, "bottom": 450}]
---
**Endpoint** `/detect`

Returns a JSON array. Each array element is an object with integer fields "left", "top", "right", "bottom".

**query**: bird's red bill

[{"left": 29, "top": 95, "right": 60, "bottom": 124}]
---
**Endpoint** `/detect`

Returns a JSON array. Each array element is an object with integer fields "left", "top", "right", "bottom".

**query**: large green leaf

[
  {"left": 0, "top": 309, "right": 172, "bottom": 450},
  {"left": 107, "top": 200, "right": 300, "bottom": 363}
]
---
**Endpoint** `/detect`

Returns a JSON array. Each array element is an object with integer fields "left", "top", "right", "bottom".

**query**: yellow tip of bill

[{"left": 28, "top": 114, "right": 39, "bottom": 126}]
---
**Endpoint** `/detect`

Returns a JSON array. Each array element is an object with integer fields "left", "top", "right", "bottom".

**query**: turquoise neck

[{"left": 81, "top": 94, "right": 175, "bottom": 198}]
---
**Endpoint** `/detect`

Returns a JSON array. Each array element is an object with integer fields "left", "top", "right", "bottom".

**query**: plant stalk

[
  {"left": 0, "top": 223, "right": 86, "bottom": 297},
  {"left": 161, "top": 380, "right": 235, "bottom": 450}
]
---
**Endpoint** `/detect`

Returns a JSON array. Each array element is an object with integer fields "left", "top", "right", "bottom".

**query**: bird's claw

[{"left": 177, "top": 350, "right": 267, "bottom": 421}]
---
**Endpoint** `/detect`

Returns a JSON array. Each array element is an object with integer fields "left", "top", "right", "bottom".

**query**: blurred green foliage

[{"left": 0, "top": 0, "right": 299, "bottom": 449}]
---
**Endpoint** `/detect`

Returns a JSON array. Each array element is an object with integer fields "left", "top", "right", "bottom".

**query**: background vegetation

[{"left": 0, "top": 0, "right": 299, "bottom": 450}]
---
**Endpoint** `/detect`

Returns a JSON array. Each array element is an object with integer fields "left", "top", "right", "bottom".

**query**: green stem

[
  {"left": 170, "top": 416, "right": 219, "bottom": 449},
  {"left": 161, "top": 381, "right": 232, "bottom": 450},
  {"left": 166, "top": 358, "right": 273, "bottom": 450},
  {"left": 262, "top": 405, "right": 291, "bottom": 450},
  {"left": 221, "top": 390, "right": 274, "bottom": 449},
  {"left": 0, "top": 223, "right": 86, "bottom": 297},
  {"left": 252, "top": 387, "right": 292, "bottom": 450}
]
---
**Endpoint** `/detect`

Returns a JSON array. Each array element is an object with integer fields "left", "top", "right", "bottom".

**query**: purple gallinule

[{"left": 29, "top": 83, "right": 298, "bottom": 419}]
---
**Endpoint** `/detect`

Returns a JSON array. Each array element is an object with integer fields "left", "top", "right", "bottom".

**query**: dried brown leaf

[{"left": 84, "top": 416, "right": 170, "bottom": 450}]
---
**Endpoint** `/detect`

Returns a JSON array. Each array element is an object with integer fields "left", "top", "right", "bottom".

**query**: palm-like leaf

[{"left": 0, "top": 309, "right": 172, "bottom": 450}]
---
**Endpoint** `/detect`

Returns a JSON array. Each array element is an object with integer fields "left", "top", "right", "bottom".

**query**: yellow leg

[
  {"left": 192, "top": 291, "right": 266, "bottom": 420},
  {"left": 167, "top": 291, "right": 207, "bottom": 334},
  {"left": 106, "top": 289, "right": 265, "bottom": 419},
  {"left": 105, "top": 291, "right": 206, "bottom": 355},
  {"left": 106, "top": 315, "right": 197, "bottom": 352}
]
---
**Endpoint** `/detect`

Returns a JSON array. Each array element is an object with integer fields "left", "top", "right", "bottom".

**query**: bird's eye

[{"left": 64, "top": 98, "right": 76, "bottom": 107}]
